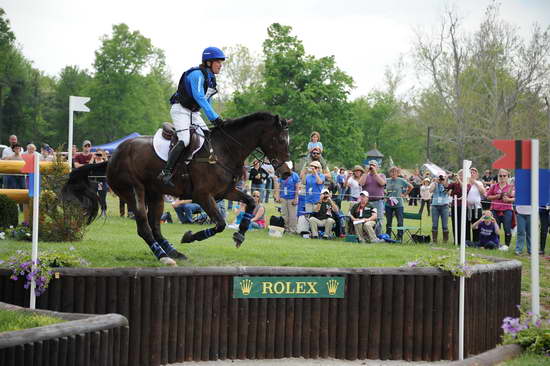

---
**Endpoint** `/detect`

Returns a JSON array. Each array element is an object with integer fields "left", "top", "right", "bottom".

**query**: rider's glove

[{"left": 212, "top": 117, "right": 224, "bottom": 126}]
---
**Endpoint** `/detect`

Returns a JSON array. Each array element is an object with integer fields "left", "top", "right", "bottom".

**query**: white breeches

[{"left": 170, "top": 104, "right": 209, "bottom": 146}]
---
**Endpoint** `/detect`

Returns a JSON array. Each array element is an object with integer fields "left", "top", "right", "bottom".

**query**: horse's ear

[{"left": 286, "top": 119, "right": 293, "bottom": 125}]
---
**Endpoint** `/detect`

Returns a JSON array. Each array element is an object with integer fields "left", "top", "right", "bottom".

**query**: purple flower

[
  {"left": 10, "top": 274, "right": 18, "bottom": 281},
  {"left": 407, "top": 261, "right": 419, "bottom": 267}
]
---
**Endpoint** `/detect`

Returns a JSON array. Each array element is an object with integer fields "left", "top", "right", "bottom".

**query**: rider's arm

[{"left": 188, "top": 70, "right": 219, "bottom": 121}]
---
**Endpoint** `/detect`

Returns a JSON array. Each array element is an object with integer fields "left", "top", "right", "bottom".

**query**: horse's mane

[{"left": 219, "top": 112, "right": 276, "bottom": 129}]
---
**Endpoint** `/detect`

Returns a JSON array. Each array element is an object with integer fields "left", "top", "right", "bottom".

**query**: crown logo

[
  {"left": 326, "top": 279, "right": 339, "bottom": 296},
  {"left": 240, "top": 279, "right": 253, "bottom": 296}
]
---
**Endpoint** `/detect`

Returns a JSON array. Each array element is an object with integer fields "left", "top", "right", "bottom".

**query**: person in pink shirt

[{"left": 486, "top": 169, "right": 515, "bottom": 248}]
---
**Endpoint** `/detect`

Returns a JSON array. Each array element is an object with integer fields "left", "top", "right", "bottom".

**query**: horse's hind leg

[
  {"left": 128, "top": 185, "right": 176, "bottom": 266},
  {"left": 146, "top": 192, "right": 187, "bottom": 260},
  {"left": 181, "top": 194, "right": 226, "bottom": 244}
]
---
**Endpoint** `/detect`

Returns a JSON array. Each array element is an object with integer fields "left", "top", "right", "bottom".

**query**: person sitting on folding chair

[{"left": 350, "top": 191, "right": 382, "bottom": 243}]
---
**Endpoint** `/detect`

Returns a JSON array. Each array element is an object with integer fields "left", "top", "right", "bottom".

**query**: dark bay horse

[{"left": 62, "top": 112, "right": 292, "bottom": 266}]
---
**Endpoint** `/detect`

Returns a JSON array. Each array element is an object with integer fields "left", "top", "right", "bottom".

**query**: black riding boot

[{"left": 158, "top": 141, "right": 186, "bottom": 188}]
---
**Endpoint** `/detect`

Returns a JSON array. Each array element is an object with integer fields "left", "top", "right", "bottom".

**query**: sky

[{"left": 3, "top": 0, "right": 550, "bottom": 98}]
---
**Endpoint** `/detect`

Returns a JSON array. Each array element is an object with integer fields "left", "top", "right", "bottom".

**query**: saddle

[
  {"left": 161, "top": 122, "right": 215, "bottom": 164},
  {"left": 161, "top": 122, "right": 202, "bottom": 162}
]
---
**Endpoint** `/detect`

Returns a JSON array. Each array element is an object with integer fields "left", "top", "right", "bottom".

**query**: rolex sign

[{"left": 233, "top": 277, "right": 345, "bottom": 298}]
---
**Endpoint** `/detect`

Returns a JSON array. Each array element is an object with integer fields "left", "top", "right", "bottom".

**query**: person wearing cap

[
  {"left": 359, "top": 160, "right": 386, "bottom": 234},
  {"left": 344, "top": 165, "right": 364, "bottom": 202},
  {"left": 385, "top": 166, "right": 413, "bottom": 242},
  {"left": 300, "top": 146, "right": 331, "bottom": 182},
  {"left": 74, "top": 140, "right": 94, "bottom": 168},
  {"left": 297, "top": 160, "right": 326, "bottom": 236},
  {"left": 309, "top": 188, "right": 339, "bottom": 239},
  {"left": 350, "top": 191, "right": 380, "bottom": 243},
  {"left": 159, "top": 46, "right": 226, "bottom": 187},
  {"left": 40, "top": 144, "right": 55, "bottom": 161},
  {"left": 419, "top": 178, "right": 433, "bottom": 216},
  {"left": 274, "top": 164, "right": 301, "bottom": 234}
]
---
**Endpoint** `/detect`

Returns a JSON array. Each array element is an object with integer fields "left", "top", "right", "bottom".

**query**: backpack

[{"left": 269, "top": 215, "right": 285, "bottom": 228}]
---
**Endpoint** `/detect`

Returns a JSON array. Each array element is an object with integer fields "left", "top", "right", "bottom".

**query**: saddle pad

[{"left": 152, "top": 128, "right": 205, "bottom": 162}]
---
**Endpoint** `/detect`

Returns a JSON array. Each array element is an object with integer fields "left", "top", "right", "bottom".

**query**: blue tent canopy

[{"left": 91, "top": 132, "right": 141, "bottom": 153}]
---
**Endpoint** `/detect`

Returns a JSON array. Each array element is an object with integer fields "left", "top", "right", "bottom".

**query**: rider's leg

[{"left": 159, "top": 104, "right": 191, "bottom": 186}]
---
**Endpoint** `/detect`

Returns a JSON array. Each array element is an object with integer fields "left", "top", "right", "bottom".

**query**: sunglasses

[
  {"left": 311, "top": 152, "right": 320, "bottom": 155},
  {"left": 498, "top": 175, "right": 508, "bottom": 177},
  {"left": 309, "top": 166, "right": 318, "bottom": 169},
  {"left": 253, "top": 195, "right": 260, "bottom": 198},
  {"left": 84, "top": 144, "right": 91, "bottom": 147}
]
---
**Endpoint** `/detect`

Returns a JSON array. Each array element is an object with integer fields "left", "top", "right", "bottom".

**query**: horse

[{"left": 62, "top": 112, "right": 292, "bottom": 266}]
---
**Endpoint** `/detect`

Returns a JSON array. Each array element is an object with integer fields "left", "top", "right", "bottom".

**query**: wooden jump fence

[{"left": 0, "top": 260, "right": 521, "bottom": 365}]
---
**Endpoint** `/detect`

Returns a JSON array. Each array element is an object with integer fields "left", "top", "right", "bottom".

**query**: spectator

[
  {"left": 74, "top": 140, "right": 93, "bottom": 168},
  {"left": 93, "top": 150, "right": 109, "bottom": 217},
  {"left": 307, "top": 131, "right": 324, "bottom": 155},
  {"left": 344, "top": 165, "right": 364, "bottom": 202},
  {"left": 385, "top": 166, "right": 412, "bottom": 242},
  {"left": 447, "top": 170, "right": 465, "bottom": 244},
  {"left": 331, "top": 166, "right": 339, "bottom": 183},
  {"left": 481, "top": 169, "right": 494, "bottom": 188},
  {"left": 349, "top": 191, "right": 380, "bottom": 243},
  {"left": 540, "top": 206, "right": 549, "bottom": 255},
  {"left": 309, "top": 188, "right": 338, "bottom": 240},
  {"left": 300, "top": 147, "right": 331, "bottom": 182},
  {"left": 408, "top": 172, "right": 421, "bottom": 206},
  {"left": 358, "top": 160, "right": 386, "bottom": 235},
  {"left": 336, "top": 168, "right": 347, "bottom": 208},
  {"left": 467, "top": 210, "right": 500, "bottom": 249},
  {"left": 419, "top": 178, "right": 432, "bottom": 216},
  {"left": 515, "top": 204, "right": 531, "bottom": 255},
  {"left": 261, "top": 158, "right": 275, "bottom": 203},
  {"left": 297, "top": 160, "right": 326, "bottom": 237},
  {"left": 3, "top": 143, "right": 26, "bottom": 189},
  {"left": 249, "top": 191, "right": 266, "bottom": 229},
  {"left": 24, "top": 144, "right": 40, "bottom": 159},
  {"left": 249, "top": 160, "right": 269, "bottom": 203},
  {"left": 486, "top": 169, "right": 514, "bottom": 249},
  {"left": 228, "top": 166, "right": 248, "bottom": 210},
  {"left": 429, "top": 174, "right": 451, "bottom": 243},
  {"left": 40, "top": 144, "right": 55, "bottom": 161},
  {"left": 1, "top": 135, "right": 22, "bottom": 159},
  {"left": 274, "top": 166, "right": 301, "bottom": 234},
  {"left": 466, "top": 167, "right": 486, "bottom": 242},
  {"left": 172, "top": 199, "right": 205, "bottom": 224}
]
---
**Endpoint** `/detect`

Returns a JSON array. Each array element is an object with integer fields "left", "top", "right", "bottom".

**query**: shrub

[
  {"left": 38, "top": 154, "right": 88, "bottom": 241},
  {"left": 0, "top": 194, "right": 18, "bottom": 229}
]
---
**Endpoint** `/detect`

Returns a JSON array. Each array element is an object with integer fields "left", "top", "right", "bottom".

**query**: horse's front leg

[
  {"left": 225, "top": 189, "right": 256, "bottom": 248},
  {"left": 181, "top": 194, "right": 226, "bottom": 244}
]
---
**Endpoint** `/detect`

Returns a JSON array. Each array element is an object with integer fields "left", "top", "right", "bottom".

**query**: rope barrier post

[
  {"left": 459, "top": 160, "right": 471, "bottom": 361},
  {"left": 454, "top": 195, "right": 458, "bottom": 246},
  {"left": 530, "top": 139, "right": 540, "bottom": 319},
  {"left": 29, "top": 152, "right": 40, "bottom": 309}
]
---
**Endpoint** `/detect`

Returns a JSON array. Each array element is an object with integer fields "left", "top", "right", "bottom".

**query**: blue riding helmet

[{"left": 202, "top": 47, "right": 226, "bottom": 61}]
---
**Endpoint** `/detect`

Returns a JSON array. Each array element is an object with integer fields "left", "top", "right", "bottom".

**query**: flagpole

[
  {"left": 29, "top": 152, "right": 40, "bottom": 309},
  {"left": 531, "top": 139, "right": 540, "bottom": 319}
]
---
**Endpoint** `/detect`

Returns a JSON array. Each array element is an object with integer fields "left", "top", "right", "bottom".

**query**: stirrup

[{"left": 159, "top": 170, "right": 175, "bottom": 187}]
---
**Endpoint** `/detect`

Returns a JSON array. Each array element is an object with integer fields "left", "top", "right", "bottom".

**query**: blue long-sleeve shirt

[{"left": 185, "top": 69, "right": 219, "bottom": 121}]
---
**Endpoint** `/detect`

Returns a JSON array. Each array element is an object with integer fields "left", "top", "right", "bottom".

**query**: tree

[
  {"left": 216, "top": 44, "right": 263, "bottom": 100},
  {"left": 80, "top": 24, "right": 172, "bottom": 144}
]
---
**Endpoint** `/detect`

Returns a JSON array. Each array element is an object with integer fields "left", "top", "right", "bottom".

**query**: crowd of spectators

[{"left": 2, "top": 131, "right": 549, "bottom": 255}]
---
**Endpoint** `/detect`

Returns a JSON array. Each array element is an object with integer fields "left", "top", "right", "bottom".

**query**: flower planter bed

[
  {"left": 0, "top": 259, "right": 521, "bottom": 365},
  {"left": 0, "top": 302, "right": 129, "bottom": 366}
]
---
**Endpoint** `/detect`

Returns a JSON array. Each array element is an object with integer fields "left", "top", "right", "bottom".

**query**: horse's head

[{"left": 260, "top": 115, "right": 292, "bottom": 179}]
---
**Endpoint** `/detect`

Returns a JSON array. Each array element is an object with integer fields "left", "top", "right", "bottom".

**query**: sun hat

[
  {"left": 310, "top": 161, "right": 322, "bottom": 169},
  {"left": 359, "top": 191, "right": 369, "bottom": 197},
  {"left": 321, "top": 188, "right": 330, "bottom": 194},
  {"left": 368, "top": 160, "right": 378, "bottom": 166},
  {"left": 352, "top": 165, "right": 365, "bottom": 173},
  {"left": 82, "top": 140, "right": 92, "bottom": 147}
]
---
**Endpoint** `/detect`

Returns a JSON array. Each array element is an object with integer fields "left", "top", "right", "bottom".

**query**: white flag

[{"left": 69, "top": 96, "right": 90, "bottom": 112}]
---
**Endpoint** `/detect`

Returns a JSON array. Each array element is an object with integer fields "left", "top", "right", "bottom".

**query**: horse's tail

[{"left": 61, "top": 161, "right": 109, "bottom": 225}]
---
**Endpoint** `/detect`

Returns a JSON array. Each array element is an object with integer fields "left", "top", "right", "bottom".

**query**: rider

[{"left": 158, "top": 46, "right": 226, "bottom": 187}]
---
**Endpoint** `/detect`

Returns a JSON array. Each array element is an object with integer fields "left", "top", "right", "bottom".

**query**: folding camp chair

[{"left": 390, "top": 212, "right": 423, "bottom": 243}]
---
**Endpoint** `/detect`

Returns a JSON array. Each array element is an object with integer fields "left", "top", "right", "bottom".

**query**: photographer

[
  {"left": 309, "top": 188, "right": 339, "bottom": 240},
  {"left": 359, "top": 160, "right": 386, "bottom": 234},
  {"left": 297, "top": 161, "right": 326, "bottom": 237},
  {"left": 429, "top": 174, "right": 451, "bottom": 243},
  {"left": 384, "top": 166, "right": 412, "bottom": 242},
  {"left": 486, "top": 169, "right": 514, "bottom": 248},
  {"left": 350, "top": 191, "right": 380, "bottom": 243},
  {"left": 92, "top": 150, "right": 109, "bottom": 217}
]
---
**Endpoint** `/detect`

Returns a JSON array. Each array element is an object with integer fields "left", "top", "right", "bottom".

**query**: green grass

[
  {"left": 0, "top": 308, "right": 64, "bottom": 333},
  {"left": 499, "top": 352, "right": 550, "bottom": 365}
]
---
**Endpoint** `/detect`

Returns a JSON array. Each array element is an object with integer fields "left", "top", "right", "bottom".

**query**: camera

[{"left": 438, "top": 175, "right": 445, "bottom": 181}]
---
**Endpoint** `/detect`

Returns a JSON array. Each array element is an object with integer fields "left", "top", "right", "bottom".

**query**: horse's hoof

[
  {"left": 160, "top": 257, "right": 177, "bottom": 267},
  {"left": 233, "top": 232, "right": 245, "bottom": 248},
  {"left": 169, "top": 250, "right": 188, "bottom": 260},
  {"left": 181, "top": 231, "right": 194, "bottom": 243}
]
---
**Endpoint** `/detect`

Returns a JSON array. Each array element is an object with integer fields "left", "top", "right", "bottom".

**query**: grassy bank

[{"left": 0, "top": 309, "right": 63, "bottom": 333}]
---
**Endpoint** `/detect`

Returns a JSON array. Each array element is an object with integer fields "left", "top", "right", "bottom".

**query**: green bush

[{"left": 0, "top": 194, "right": 18, "bottom": 229}]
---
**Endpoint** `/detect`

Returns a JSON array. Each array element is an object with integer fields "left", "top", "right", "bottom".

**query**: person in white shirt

[
  {"left": 344, "top": 165, "right": 364, "bottom": 202},
  {"left": 466, "top": 168, "right": 487, "bottom": 242},
  {"left": 419, "top": 178, "right": 432, "bottom": 216}
]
